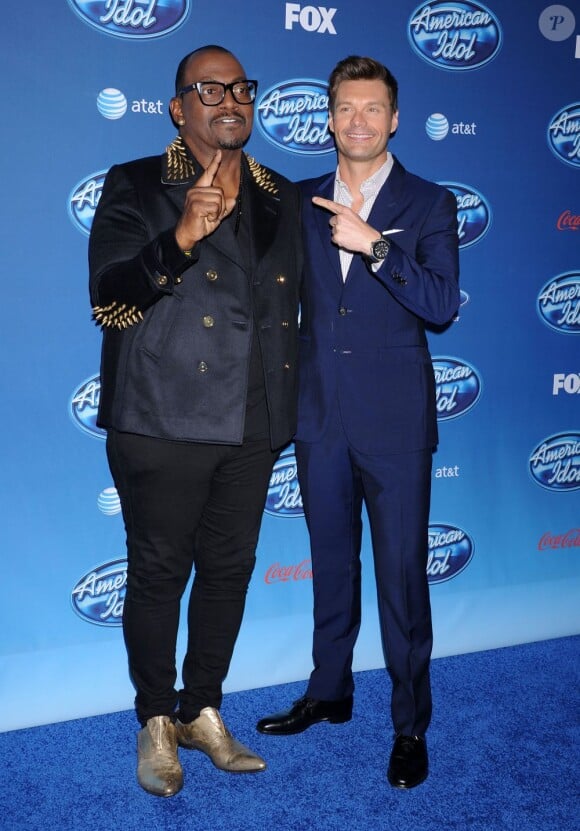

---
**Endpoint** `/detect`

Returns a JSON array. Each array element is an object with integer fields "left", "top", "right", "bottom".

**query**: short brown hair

[{"left": 328, "top": 56, "right": 398, "bottom": 113}]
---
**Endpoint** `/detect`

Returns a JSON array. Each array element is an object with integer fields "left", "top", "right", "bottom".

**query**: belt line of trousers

[{"left": 106, "top": 429, "right": 277, "bottom": 726}]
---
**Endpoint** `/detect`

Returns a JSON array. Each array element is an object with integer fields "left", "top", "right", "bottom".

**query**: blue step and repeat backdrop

[{"left": 1, "top": 1, "right": 578, "bottom": 732}]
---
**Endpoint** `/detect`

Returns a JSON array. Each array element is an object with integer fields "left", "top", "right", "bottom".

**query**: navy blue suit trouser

[{"left": 296, "top": 409, "right": 434, "bottom": 737}]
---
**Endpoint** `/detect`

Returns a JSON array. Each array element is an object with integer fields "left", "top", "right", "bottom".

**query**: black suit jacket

[{"left": 89, "top": 137, "right": 302, "bottom": 449}]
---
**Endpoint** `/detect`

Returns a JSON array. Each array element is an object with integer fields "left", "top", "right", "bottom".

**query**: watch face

[{"left": 371, "top": 238, "right": 390, "bottom": 260}]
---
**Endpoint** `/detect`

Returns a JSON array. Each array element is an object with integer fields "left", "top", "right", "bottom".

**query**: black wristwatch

[{"left": 369, "top": 233, "right": 391, "bottom": 263}]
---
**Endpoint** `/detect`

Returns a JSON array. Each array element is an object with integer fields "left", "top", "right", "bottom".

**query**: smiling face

[
  {"left": 328, "top": 78, "right": 399, "bottom": 170},
  {"left": 170, "top": 48, "right": 253, "bottom": 161}
]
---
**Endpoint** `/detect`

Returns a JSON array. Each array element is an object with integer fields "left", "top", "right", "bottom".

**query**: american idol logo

[
  {"left": 70, "top": 374, "right": 106, "bottom": 439},
  {"left": 67, "top": 0, "right": 189, "bottom": 39},
  {"left": 529, "top": 433, "right": 580, "bottom": 491},
  {"left": 441, "top": 182, "right": 491, "bottom": 248},
  {"left": 264, "top": 446, "right": 303, "bottom": 517},
  {"left": 408, "top": 1, "right": 502, "bottom": 70},
  {"left": 547, "top": 103, "right": 580, "bottom": 168},
  {"left": 71, "top": 559, "right": 127, "bottom": 626},
  {"left": 537, "top": 272, "right": 580, "bottom": 334},
  {"left": 433, "top": 357, "right": 481, "bottom": 420},
  {"left": 68, "top": 170, "right": 107, "bottom": 236},
  {"left": 256, "top": 79, "right": 333, "bottom": 155},
  {"left": 427, "top": 523, "right": 474, "bottom": 583}
]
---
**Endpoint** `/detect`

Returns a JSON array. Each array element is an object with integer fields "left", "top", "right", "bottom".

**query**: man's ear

[{"left": 169, "top": 96, "right": 184, "bottom": 127}]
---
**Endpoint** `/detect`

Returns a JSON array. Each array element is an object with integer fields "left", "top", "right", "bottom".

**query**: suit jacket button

[
  {"left": 202, "top": 315, "right": 214, "bottom": 328},
  {"left": 339, "top": 306, "right": 347, "bottom": 316},
  {"left": 281, "top": 320, "right": 289, "bottom": 328},
  {"left": 175, "top": 275, "right": 183, "bottom": 284},
  {"left": 206, "top": 269, "right": 218, "bottom": 281},
  {"left": 283, "top": 362, "right": 291, "bottom": 370},
  {"left": 156, "top": 274, "right": 168, "bottom": 286},
  {"left": 197, "top": 361, "right": 208, "bottom": 373},
  {"left": 276, "top": 274, "right": 286, "bottom": 284}
]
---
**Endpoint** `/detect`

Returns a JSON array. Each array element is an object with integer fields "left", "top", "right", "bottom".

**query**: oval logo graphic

[
  {"left": 426, "top": 112, "right": 449, "bottom": 140},
  {"left": 427, "top": 523, "right": 474, "bottom": 583},
  {"left": 256, "top": 79, "right": 333, "bottom": 155},
  {"left": 547, "top": 103, "right": 580, "bottom": 168},
  {"left": 433, "top": 357, "right": 482, "bottom": 420},
  {"left": 408, "top": 0, "right": 502, "bottom": 70},
  {"left": 97, "top": 88, "right": 127, "bottom": 119},
  {"left": 529, "top": 434, "right": 580, "bottom": 492},
  {"left": 68, "top": 170, "right": 107, "bottom": 236},
  {"left": 537, "top": 272, "right": 580, "bottom": 334},
  {"left": 440, "top": 182, "right": 492, "bottom": 249},
  {"left": 265, "top": 445, "right": 303, "bottom": 517},
  {"left": 70, "top": 374, "right": 106, "bottom": 439},
  {"left": 67, "top": 0, "right": 190, "bottom": 39},
  {"left": 71, "top": 559, "right": 127, "bottom": 626}
]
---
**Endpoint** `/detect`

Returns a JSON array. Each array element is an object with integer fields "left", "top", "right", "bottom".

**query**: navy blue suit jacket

[{"left": 296, "top": 157, "right": 460, "bottom": 455}]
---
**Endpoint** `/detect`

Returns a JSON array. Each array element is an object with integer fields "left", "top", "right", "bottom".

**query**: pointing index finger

[
  {"left": 312, "top": 196, "right": 344, "bottom": 215},
  {"left": 198, "top": 150, "right": 222, "bottom": 187}
]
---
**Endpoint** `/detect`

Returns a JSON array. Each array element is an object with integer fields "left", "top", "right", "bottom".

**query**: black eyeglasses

[{"left": 178, "top": 80, "right": 258, "bottom": 106}]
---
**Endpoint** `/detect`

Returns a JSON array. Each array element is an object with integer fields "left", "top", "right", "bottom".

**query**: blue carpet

[{"left": 1, "top": 636, "right": 578, "bottom": 831}]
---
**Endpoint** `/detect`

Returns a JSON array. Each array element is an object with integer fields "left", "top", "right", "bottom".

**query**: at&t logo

[
  {"left": 537, "top": 272, "right": 580, "bottom": 334},
  {"left": 71, "top": 559, "right": 127, "bottom": 626},
  {"left": 529, "top": 433, "right": 580, "bottom": 491},
  {"left": 441, "top": 182, "right": 491, "bottom": 248},
  {"left": 427, "top": 524, "right": 474, "bottom": 583},
  {"left": 67, "top": 0, "right": 190, "bottom": 39},
  {"left": 408, "top": 0, "right": 502, "bottom": 70},
  {"left": 548, "top": 103, "right": 580, "bottom": 168},
  {"left": 256, "top": 80, "right": 333, "bottom": 155},
  {"left": 68, "top": 171, "right": 107, "bottom": 235},
  {"left": 264, "top": 446, "right": 303, "bottom": 517},
  {"left": 70, "top": 375, "right": 106, "bottom": 439},
  {"left": 433, "top": 357, "right": 482, "bottom": 420},
  {"left": 285, "top": 3, "right": 337, "bottom": 33}
]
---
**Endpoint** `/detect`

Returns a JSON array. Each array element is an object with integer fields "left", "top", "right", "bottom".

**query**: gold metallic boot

[
  {"left": 137, "top": 715, "right": 183, "bottom": 797},
  {"left": 176, "top": 707, "right": 267, "bottom": 773}
]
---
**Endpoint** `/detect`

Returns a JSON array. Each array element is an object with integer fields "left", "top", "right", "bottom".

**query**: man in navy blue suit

[{"left": 257, "top": 56, "right": 460, "bottom": 789}]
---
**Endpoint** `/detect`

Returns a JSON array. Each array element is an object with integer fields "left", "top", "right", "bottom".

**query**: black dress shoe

[
  {"left": 256, "top": 695, "right": 353, "bottom": 735},
  {"left": 387, "top": 735, "right": 428, "bottom": 789}
]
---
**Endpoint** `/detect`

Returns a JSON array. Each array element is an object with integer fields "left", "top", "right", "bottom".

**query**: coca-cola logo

[
  {"left": 557, "top": 210, "right": 580, "bottom": 231},
  {"left": 264, "top": 446, "right": 303, "bottom": 517},
  {"left": 538, "top": 529, "right": 580, "bottom": 550},
  {"left": 432, "top": 356, "right": 482, "bottom": 420},
  {"left": 256, "top": 79, "right": 333, "bottom": 155},
  {"left": 71, "top": 559, "right": 127, "bottom": 626},
  {"left": 264, "top": 559, "right": 313, "bottom": 584},
  {"left": 536, "top": 272, "right": 580, "bottom": 335},
  {"left": 408, "top": 0, "right": 502, "bottom": 71},
  {"left": 427, "top": 523, "right": 474, "bottom": 584},
  {"left": 529, "top": 433, "right": 580, "bottom": 492}
]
